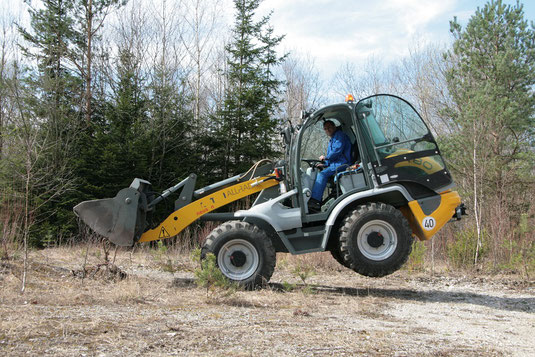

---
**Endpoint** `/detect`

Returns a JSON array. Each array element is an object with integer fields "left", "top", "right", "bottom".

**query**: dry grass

[
  {"left": 277, "top": 251, "right": 343, "bottom": 273},
  {"left": 0, "top": 245, "right": 533, "bottom": 356}
]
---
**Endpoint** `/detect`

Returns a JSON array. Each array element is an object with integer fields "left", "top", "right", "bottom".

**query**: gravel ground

[{"left": 0, "top": 247, "right": 534, "bottom": 356}]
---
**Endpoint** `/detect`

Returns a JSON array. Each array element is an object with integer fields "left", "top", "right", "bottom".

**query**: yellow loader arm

[
  {"left": 139, "top": 176, "right": 278, "bottom": 243},
  {"left": 74, "top": 160, "right": 280, "bottom": 247}
]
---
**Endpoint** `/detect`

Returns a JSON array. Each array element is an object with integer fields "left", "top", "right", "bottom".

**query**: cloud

[
  {"left": 219, "top": 0, "right": 535, "bottom": 83},
  {"left": 258, "top": 0, "right": 459, "bottom": 80},
  {"left": 380, "top": 0, "right": 457, "bottom": 34}
]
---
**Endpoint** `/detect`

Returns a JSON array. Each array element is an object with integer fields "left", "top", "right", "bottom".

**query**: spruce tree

[
  {"left": 17, "top": 0, "right": 83, "bottom": 244},
  {"left": 18, "top": 0, "right": 82, "bottom": 143},
  {"left": 93, "top": 47, "right": 149, "bottom": 197},
  {"left": 72, "top": 0, "right": 125, "bottom": 124},
  {"left": 214, "top": 0, "right": 285, "bottom": 177},
  {"left": 146, "top": 60, "right": 195, "bottom": 189}
]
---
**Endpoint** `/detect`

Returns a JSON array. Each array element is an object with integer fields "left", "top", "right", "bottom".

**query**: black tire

[
  {"left": 327, "top": 232, "right": 350, "bottom": 268},
  {"left": 329, "top": 246, "right": 351, "bottom": 269},
  {"left": 327, "top": 220, "right": 351, "bottom": 269},
  {"left": 339, "top": 202, "right": 413, "bottom": 277},
  {"left": 201, "top": 221, "right": 276, "bottom": 289}
]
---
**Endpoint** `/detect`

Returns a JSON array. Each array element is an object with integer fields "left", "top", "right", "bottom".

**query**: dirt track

[{"left": 1, "top": 248, "right": 534, "bottom": 356}]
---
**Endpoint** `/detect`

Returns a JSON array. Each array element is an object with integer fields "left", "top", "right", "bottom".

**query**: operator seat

[
  {"left": 326, "top": 140, "right": 360, "bottom": 201},
  {"left": 324, "top": 140, "right": 360, "bottom": 201}
]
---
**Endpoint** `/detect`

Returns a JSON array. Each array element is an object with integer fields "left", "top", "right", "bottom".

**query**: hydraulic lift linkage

[
  {"left": 74, "top": 162, "right": 280, "bottom": 246},
  {"left": 139, "top": 174, "right": 279, "bottom": 243}
]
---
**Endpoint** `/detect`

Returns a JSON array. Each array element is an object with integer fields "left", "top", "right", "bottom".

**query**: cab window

[
  {"left": 356, "top": 95, "right": 452, "bottom": 191},
  {"left": 300, "top": 120, "right": 328, "bottom": 170}
]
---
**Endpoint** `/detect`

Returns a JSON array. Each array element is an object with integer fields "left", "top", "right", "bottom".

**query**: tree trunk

[
  {"left": 0, "top": 36, "right": 5, "bottom": 156},
  {"left": 473, "top": 134, "right": 482, "bottom": 266},
  {"left": 85, "top": 0, "right": 93, "bottom": 124},
  {"left": 21, "top": 159, "right": 31, "bottom": 294}
]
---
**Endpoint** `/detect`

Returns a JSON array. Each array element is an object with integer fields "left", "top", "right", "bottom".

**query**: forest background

[{"left": 0, "top": 0, "right": 534, "bottom": 275}]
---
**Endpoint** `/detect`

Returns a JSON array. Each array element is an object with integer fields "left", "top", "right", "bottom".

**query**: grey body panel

[
  {"left": 233, "top": 185, "right": 413, "bottom": 255},
  {"left": 234, "top": 189, "right": 302, "bottom": 232},
  {"left": 338, "top": 171, "right": 366, "bottom": 194},
  {"left": 253, "top": 185, "right": 280, "bottom": 206}
]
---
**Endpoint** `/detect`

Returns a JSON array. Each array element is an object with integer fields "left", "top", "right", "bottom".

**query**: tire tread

[
  {"left": 338, "top": 202, "right": 413, "bottom": 277},
  {"left": 202, "top": 221, "right": 276, "bottom": 289}
]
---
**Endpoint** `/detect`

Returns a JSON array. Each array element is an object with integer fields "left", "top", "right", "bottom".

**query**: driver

[{"left": 308, "top": 120, "right": 352, "bottom": 213}]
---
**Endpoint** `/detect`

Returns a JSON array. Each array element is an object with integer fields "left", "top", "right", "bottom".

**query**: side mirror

[
  {"left": 281, "top": 126, "right": 292, "bottom": 146},
  {"left": 300, "top": 110, "right": 313, "bottom": 120},
  {"left": 357, "top": 111, "right": 370, "bottom": 120}
]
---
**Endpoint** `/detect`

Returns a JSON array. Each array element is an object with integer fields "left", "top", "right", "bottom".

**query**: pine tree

[{"left": 444, "top": 0, "right": 535, "bottom": 263}]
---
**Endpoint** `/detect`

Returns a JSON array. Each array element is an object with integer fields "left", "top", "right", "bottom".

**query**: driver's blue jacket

[
  {"left": 311, "top": 129, "right": 352, "bottom": 202},
  {"left": 325, "top": 129, "right": 352, "bottom": 167}
]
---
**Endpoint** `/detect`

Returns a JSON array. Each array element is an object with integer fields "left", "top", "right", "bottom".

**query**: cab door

[{"left": 354, "top": 94, "right": 454, "bottom": 194}]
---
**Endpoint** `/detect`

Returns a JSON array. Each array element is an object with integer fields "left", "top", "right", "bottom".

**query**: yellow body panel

[
  {"left": 386, "top": 148, "right": 443, "bottom": 175},
  {"left": 139, "top": 176, "right": 279, "bottom": 243},
  {"left": 400, "top": 190, "right": 461, "bottom": 241}
]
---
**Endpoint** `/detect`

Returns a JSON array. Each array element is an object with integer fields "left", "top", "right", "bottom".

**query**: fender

[
  {"left": 234, "top": 189, "right": 302, "bottom": 254},
  {"left": 234, "top": 189, "right": 302, "bottom": 232}
]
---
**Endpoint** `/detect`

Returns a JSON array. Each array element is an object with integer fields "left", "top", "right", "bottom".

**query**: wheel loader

[{"left": 74, "top": 94, "right": 466, "bottom": 288}]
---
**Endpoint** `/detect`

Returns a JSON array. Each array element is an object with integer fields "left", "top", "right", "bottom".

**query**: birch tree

[
  {"left": 444, "top": 0, "right": 535, "bottom": 265},
  {"left": 180, "top": 0, "right": 222, "bottom": 126},
  {"left": 281, "top": 53, "right": 324, "bottom": 125}
]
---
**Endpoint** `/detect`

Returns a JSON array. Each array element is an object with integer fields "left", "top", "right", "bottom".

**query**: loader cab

[
  {"left": 291, "top": 103, "right": 372, "bottom": 218},
  {"left": 290, "top": 94, "right": 454, "bottom": 218}
]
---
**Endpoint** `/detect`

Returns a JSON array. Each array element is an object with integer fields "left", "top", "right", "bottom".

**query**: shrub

[
  {"left": 281, "top": 281, "right": 296, "bottom": 292},
  {"left": 499, "top": 213, "right": 535, "bottom": 276},
  {"left": 447, "top": 228, "right": 487, "bottom": 269},
  {"left": 192, "top": 249, "right": 237, "bottom": 296},
  {"left": 292, "top": 260, "right": 316, "bottom": 286},
  {"left": 406, "top": 240, "right": 426, "bottom": 272}
]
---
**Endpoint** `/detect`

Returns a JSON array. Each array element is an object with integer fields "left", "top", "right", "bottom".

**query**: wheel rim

[
  {"left": 217, "top": 239, "right": 259, "bottom": 281},
  {"left": 357, "top": 220, "right": 398, "bottom": 261}
]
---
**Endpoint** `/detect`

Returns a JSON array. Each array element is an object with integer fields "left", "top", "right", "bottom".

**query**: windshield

[
  {"left": 356, "top": 95, "right": 452, "bottom": 192},
  {"left": 357, "top": 96, "right": 429, "bottom": 151}
]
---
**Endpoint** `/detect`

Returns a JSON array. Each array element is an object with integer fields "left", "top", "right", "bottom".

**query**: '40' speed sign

[{"left": 422, "top": 216, "right": 436, "bottom": 231}]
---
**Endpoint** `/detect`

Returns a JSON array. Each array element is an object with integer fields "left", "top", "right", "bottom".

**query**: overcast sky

[
  {"left": 253, "top": 0, "right": 535, "bottom": 79},
  {"left": 3, "top": 0, "right": 534, "bottom": 83}
]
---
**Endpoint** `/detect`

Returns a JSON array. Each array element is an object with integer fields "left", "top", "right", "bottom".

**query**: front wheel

[
  {"left": 201, "top": 221, "right": 276, "bottom": 289},
  {"left": 339, "top": 202, "right": 413, "bottom": 277}
]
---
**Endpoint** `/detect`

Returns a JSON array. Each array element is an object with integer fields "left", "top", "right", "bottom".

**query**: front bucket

[{"left": 74, "top": 187, "right": 147, "bottom": 246}]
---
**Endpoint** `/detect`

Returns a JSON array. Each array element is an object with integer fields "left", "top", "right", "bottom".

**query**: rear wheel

[
  {"left": 339, "top": 202, "right": 413, "bottom": 277},
  {"left": 202, "top": 221, "right": 276, "bottom": 289}
]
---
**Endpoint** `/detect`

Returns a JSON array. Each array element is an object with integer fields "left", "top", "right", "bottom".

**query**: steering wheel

[{"left": 301, "top": 159, "right": 324, "bottom": 168}]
